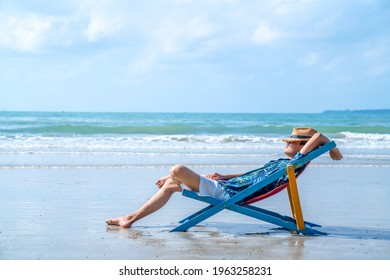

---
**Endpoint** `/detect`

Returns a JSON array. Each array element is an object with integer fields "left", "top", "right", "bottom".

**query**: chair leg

[
  {"left": 228, "top": 204, "right": 300, "bottom": 231},
  {"left": 235, "top": 204, "right": 323, "bottom": 234},
  {"left": 286, "top": 165, "right": 305, "bottom": 231},
  {"left": 171, "top": 202, "right": 226, "bottom": 232},
  {"left": 178, "top": 205, "right": 214, "bottom": 224}
]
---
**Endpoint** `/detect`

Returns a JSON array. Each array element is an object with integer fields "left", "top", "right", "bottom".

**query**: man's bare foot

[{"left": 105, "top": 216, "right": 133, "bottom": 228}]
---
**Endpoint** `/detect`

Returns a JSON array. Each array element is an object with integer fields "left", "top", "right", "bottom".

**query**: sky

[{"left": 0, "top": 0, "right": 389, "bottom": 113}]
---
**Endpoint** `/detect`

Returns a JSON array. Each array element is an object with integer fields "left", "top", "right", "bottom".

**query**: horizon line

[{"left": 1, "top": 109, "right": 390, "bottom": 114}]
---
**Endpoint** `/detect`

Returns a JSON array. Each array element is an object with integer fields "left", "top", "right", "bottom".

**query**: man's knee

[{"left": 170, "top": 164, "right": 187, "bottom": 178}]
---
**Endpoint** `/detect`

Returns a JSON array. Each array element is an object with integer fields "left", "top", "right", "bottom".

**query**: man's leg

[
  {"left": 106, "top": 177, "right": 182, "bottom": 227},
  {"left": 106, "top": 165, "right": 201, "bottom": 228}
]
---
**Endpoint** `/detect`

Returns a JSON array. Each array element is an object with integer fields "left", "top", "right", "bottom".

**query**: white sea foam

[
  {"left": 337, "top": 132, "right": 390, "bottom": 150},
  {"left": 340, "top": 132, "right": 390, "bottom": 141},
  {"left": 0, "top": 133, "right": 389, "bottom": 152}
]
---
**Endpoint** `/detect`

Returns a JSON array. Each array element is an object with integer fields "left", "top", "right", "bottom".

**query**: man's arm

[
  {"left": 300, "top": 133, "right": 343, "bottom": 160},
  {"left": 204, "top": 172, "right": 243, "bottom": 180}
]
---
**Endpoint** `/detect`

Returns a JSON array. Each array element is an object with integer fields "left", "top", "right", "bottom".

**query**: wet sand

[{"left": 0, "top": 166, "right": 389, "bottom": 260}]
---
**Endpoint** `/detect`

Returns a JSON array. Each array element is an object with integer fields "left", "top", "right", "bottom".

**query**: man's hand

[
  {"left": 205, "top": 172, "right": 225, "bottom": 180},
  {"left": 329, "top": 147, "right": 343, "bottom": 160}
]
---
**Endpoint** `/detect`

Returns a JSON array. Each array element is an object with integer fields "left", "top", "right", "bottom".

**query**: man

[{"left": 106, "top": 128, "right": 342, "bottom": 228}]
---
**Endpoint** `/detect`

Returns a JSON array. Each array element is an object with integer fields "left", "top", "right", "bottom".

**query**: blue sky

[{"left": 1, "top": 0, "right": 389, "bottom": 113}]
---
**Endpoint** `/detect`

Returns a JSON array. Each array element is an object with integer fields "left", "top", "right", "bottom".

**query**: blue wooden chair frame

[{"left": 171, "top": 141, "right": 336, "bottom": 235}]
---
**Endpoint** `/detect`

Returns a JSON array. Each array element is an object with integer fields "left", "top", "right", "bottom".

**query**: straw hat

[{"left": 282, "top": 127, "right": 318, "bottom": 143}]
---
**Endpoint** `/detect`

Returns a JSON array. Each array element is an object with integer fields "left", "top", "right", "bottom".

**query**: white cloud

[
  {"left": 251, "top": 22, "right": 281, "bottom": 44},
  {"left": 77, "top": 0, "right": 125, "bottom": 43},
  {"left": 84, "top": 12, "right": 123, "bottom": 42},
  {"left": 0, "top": 0, "right": 127, "bottom": 51},
  {"left": 0, "top": 14, "right": 53, "bottom": 52}
]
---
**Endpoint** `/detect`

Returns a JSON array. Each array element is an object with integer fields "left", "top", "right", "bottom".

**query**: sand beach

[{"left": 1, "top": 165, "right": 389, "bottom": 260}]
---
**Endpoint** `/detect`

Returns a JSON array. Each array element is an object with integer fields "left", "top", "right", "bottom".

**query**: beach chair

[{"left": 171, "top": 141, "right": 336, "bottom": 235}]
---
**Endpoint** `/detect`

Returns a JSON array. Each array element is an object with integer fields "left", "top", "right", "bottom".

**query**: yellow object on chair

[{"left": 286, "top": 164, "right": 305, "bottom": 231}]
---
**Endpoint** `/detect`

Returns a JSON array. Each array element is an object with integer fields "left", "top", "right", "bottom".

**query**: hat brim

[{"left": 282, "top": 138, "right": 310, "bottom": 143}]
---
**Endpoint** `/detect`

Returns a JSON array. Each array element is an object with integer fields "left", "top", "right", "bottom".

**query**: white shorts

[{"left": 182, "top": 176, "right": 230, "bottom": 201}]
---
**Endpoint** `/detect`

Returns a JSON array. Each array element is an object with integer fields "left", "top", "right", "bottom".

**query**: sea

[{"left": 0, "top": 110, "right": 389, "bottom": 169}]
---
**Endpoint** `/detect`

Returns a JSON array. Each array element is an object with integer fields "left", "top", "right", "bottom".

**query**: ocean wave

[
  {"left": 0, "top": 132, "right": 389, "bottom": 154},
  {"left": 1, "top": 162, "right": 389, "bottom": 169},
  {"left": 0, "top": 134, "right": 280, "bottom": 146},
  {"left": 340, "top": 132, "right": 390, "bottom": 141}
]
